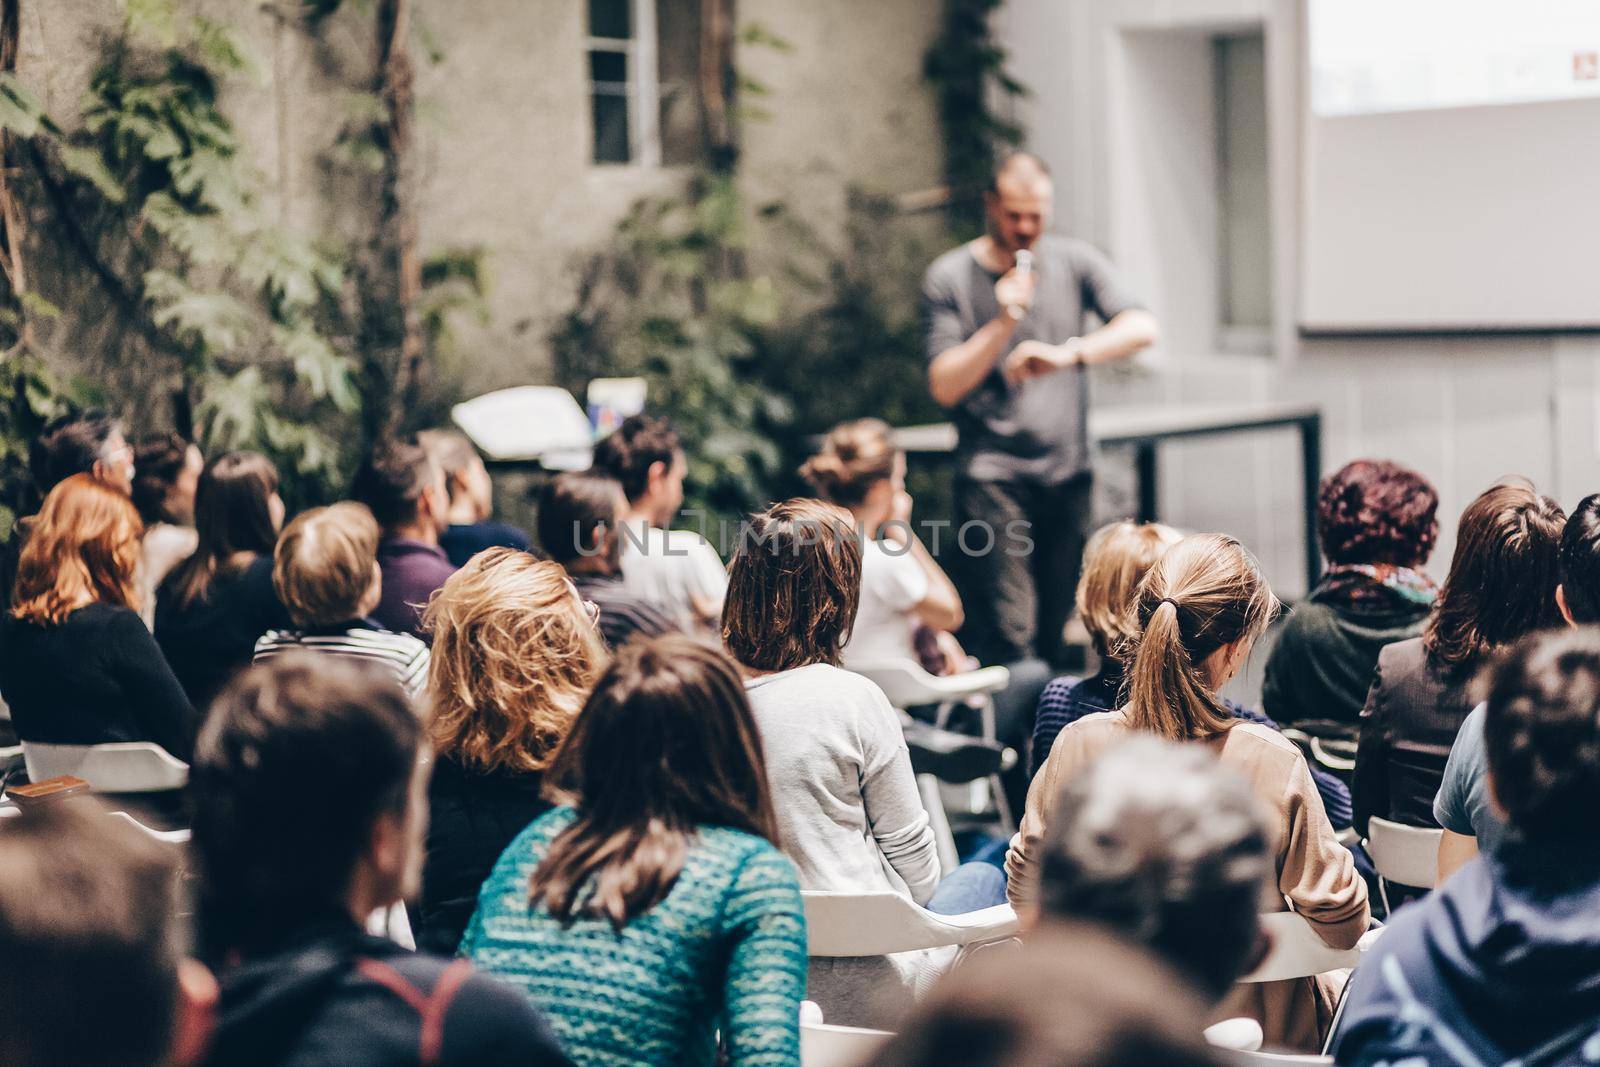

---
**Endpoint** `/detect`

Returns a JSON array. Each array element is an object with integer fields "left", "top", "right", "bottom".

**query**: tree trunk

[
  {"left": 0, "top": 0, "right": 31, "bottom": 353},
  {"left": 365, "top": 0, "right": 422, "bottom": 441}
]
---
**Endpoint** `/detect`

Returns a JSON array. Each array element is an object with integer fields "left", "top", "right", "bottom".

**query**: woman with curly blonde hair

[{"left": 416, "top": 547, "right": 607, "bottom": 952}]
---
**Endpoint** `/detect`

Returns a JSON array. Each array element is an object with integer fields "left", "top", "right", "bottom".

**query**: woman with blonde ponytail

[{"left": 1007, "top": 533, "right": 1369, "bottom": 1051}]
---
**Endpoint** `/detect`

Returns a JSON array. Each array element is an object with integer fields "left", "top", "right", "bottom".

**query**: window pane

[
  {"left": 592, "top": 91, "right": 631, "bottom": 164},
  {"left": 590, "top": 50, "right": 628, "bottom": 84},
  {"left": 589, "top": 0, "right": 631, "bottom": 39}
]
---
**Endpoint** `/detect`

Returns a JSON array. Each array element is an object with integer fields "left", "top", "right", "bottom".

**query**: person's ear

[
  {"left": 1557, "top": 584, "right": 1576, "bottom": 627},
  {"left": 645, "top": 459, "right": 668, "bottom": 496},
  {"left": 368, "top": 808, "right": 407, "bottom": 885},
  {"left": 170, "top": 959, "right": 219, "bottom": 1067}
]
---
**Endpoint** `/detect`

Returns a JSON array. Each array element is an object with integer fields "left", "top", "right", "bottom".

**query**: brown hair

[
  {"left": 1076, "top": 521, "right": 1184, "bottom": 658},
  {"left": 530, "top": 635, "right": 777, "bottom": 929},
  {"left": 11, "top": 473, "right": 143, "bottom": 624},
  {"left": 0, "top": 800, "right": 184, "bottom": 1067},
  {"left": 590, "top": 414, "right": 681, "bottom": 503},
  {"left": 722, "top": 498, "right": 862, "bottom": 673},
  {"left": 130, "top": 432, "right": 194, "bottom": 526},
  {"left": 350, "top": 437, "right": 440, "bottom": 530},
  {"left": 536, "top": 472, "right": 625, "bottom": 569},
  {"left": 166, "top": 451, "right": 281, "bottom": 610},
  {"left": 1423, "top": 479, "right": 1565, "bottom": 672},
  {"left": 424, "top": 549, "right": 607, "bottom": 773},
  {"left": 1126, "top": 534, "right": 1279, "bottom": 741},
  {"left": 799, "top": 418, "right": 897, "bottom": 509},
  {"left": 1317, "top": 459, "right": 1439, "bottom": 568},
  {"left": 272, "top": 502, "right": 380, "bottom": 628}
]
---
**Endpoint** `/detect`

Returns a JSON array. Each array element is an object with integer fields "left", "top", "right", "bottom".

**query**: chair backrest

[
  {"left": 1239, "top": 911, "right": 1363, "bottom": 983},
  {"left": 21, "top": 742, "right": 188, "bottom": 793},
  {"left": 106, "top": 810, "right": 191, "bottom": 845},
  {"left": 801, "top": 891, "right": 1019, "bottom": 956},
  {"left": 849, "top": 661, "right": 1010, "bottom": 709},
  {"left": 366, "top": 901, "right": 416, "bottom": 949},
  {"left": 1366, "top": 817, "right": 1441, "bottom": 890},
  {"left": 800, "top": 1019, "right": 894, "bottom": 1067}
]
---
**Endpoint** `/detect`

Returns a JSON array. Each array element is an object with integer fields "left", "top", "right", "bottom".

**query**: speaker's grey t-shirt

[{"left": 922, "top": 234, "right": 1144, "bottom": 485}]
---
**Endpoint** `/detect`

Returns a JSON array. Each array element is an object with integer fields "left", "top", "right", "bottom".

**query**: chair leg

[
  {"left": 918, "top": 773, "right": 959, "bottom": 877},
  {"left": 1377, "top": 876, "right": 1392, "bottom": 921},
  {"left": 988, "top": 773, "right": 1016, "bottom": 836}
]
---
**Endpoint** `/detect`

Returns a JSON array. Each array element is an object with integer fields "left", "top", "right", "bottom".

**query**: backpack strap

[{"left": 356, "top": 957, "right": 475, "bottom": 1067}]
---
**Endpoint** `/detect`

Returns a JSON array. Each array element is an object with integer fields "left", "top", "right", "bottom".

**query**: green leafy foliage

[
  {"left": 4, "top": 0, "right": 361, "bottom": 506},
  {"left": 552, "top": 174, "right": 792, "bottom": 524},
  {"left": 0, "top": 351, "right": 73, "bottom": 541},
  {"left": 924, "top": 0, "right": 1028, "bottom": 235}
]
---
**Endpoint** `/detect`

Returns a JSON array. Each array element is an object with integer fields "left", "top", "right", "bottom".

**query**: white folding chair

[
  {"left": 106, "top": 810, "right": 192, "bottom": 845},
  {"left": 1365, "top": 816, "right": 1442, "bottom": 914},
  {"left": 799, "top": 1002, "right": 893, "bottom": 1067},
  {"left": 366, "top": 902, "right": 417, "bottom": 949},
  {"left": 849, "top": 661, "right": 1015, "bottom": 832},
  {"left": 801, "top": 890, "right": 1019, "bottom": 957},
  {"left": 917, "top": 774, "right": 960, "bottom": 877},
  {"left": 1205, "top": 1017, "right": 1264, "bottom": 1052},
  {"left": 1216, "top": 1051, "right": 1333, "bottom": 1065},
  {"left": 1239, "top": 911, "right": 1379, "bottom": 984},
  {"left": 21, "top": 742, "right": 189, "bottom": 793}
]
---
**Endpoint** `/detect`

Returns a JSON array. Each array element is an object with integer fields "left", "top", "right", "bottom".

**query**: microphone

[{"left": 1006, "top": 249, "right": 1034, "bottom": 321}]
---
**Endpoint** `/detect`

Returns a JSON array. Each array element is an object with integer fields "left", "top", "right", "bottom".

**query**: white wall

[{"left": 997, "top": 0, "right": 1600, "bottom": 598}]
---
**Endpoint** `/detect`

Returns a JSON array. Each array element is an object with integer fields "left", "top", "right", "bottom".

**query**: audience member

[
  {"left": 1352, "top": 479, "right": 1563, "bottom": 840},
  {"left": 724, "top": 498, "right": 1005, "bottom": 1027},
  {"left": 591, "top": 414, "right": 727, "bottom": 630},
  {"left": 1032, "top": 520, "right": 1353, "bottom": 828},
  {"left": 0, "top": 473, "right": 196, "bottom": 759},
  {"left": 350, "top": 437, "right": 456, "bottom": 639},
  {"left": 420, "top": 428, "right": 530, "bottom": 567},
  {"left": 800, "top": 418, "right": 965, "bottom": 670},
  {"left": 1432, "top": 490, "right": 1600, "bottom": 877},
  {"left": 1263, "top": 460, "right": 1439, "bottom": 733},
  {"left": 0, "top": 800, "right": 216, "bottom": 1067},
  {"left": 131, "top": 432, "right": 203, "bottom": 617},
  {"left": 192, "top": 655, "right": 568, "bottom": 1067},
  {"left": 462, "top": 635, "right": 807, "bottom": 1067},
  {"left": 803, "top": 419, "right": 1052, "bottom": 815},
  {"left": 417, "top": 547, "right": 607, "bottom": 953},
  {"left": 1036, "top": 737, "right": 1274, "bottom": 1004},
  {"left": 1334, "top": 629, "right": 1600, "bottom": 1066},
  {"left": 872, "top": 922, "right": 1221, "bottom": 1067},
  {"left": 156, "top": 452, "right": 292, "bottom": 709},
  {"left": 1010, "top": 533, "right": 1368, "bottom": 1049},
  {"left": 30, "top": 409, "right": 135, "bottom": 497},
  {"left": 537, "top": 471, "right": 676, "bottom": 649},
  {"left": 255, "top": 503, "right": 429, "bottom": 697}
]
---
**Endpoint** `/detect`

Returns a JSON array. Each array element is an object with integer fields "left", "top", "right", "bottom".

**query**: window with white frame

[{"left": 587, "top": 0, "right": 703, "bottom": 167}]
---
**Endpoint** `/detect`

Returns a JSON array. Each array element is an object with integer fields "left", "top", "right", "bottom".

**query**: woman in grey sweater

[{"left": 724, "top": 498, "right": 1006, "bottom": 1027}]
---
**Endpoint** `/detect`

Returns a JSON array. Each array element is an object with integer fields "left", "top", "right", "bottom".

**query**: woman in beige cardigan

[{"left": 1006, "top": 533, "right": 1369, "bottom": 1051}]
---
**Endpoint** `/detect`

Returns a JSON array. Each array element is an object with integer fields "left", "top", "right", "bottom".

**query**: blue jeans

[{"left": 925, "top": 861, "right": 1008, "bottom": 914}]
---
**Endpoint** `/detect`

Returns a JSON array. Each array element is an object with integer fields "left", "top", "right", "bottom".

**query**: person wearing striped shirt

[{"left": 254, "top": 502, "right": 429, "bottom": 699}]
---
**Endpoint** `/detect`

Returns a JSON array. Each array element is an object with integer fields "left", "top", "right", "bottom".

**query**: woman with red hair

[{"left": 1, "top": 473, "right": 196, "bottom": 760}]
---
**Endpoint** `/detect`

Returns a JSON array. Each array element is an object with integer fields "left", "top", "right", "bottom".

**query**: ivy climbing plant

[{"left": 0, "top": 0, "right": 359, "bottom": 507}]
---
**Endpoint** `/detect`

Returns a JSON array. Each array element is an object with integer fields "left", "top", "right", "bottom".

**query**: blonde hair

[
  {"left": 798, "top": 419, "right": 896, "bottom": 509},
  {"left": 1125, "top": 534, "right": 1279, "bottom": 741},
  {"left": 273, "top": 502, "right": 380, "bottom": 628},
  {"left": 11, "top": 473, "right": 143, "bottom": 625},
  {"left": 1077, "top": 521, "right": 1184, "bottom": 658},
  {"left": 424, "top": 548, "right": 607, "bottom": 773}
]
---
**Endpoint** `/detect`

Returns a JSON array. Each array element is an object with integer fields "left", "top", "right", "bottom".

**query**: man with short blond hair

[{"left": 256, "top": 502, "right": 429, "bottom": 697}]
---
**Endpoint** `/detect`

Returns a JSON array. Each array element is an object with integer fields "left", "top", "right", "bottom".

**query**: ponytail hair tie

[{"left": 1157, "top": 597, "right": 1180, "bottom": 612}]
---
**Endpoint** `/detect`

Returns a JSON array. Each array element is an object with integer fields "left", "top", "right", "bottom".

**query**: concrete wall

[
  {"left": 18, "top": 0, "right": 946, "bottom": 404},
  {"left": 996, "top": 0, "right": 1600, "bottom": 599}
]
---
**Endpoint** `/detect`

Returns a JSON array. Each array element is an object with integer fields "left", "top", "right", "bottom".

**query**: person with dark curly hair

[
  {"left": 1262, "top": 459, "right": 1441, "bottom": 737},
  {"left": 1332, "top": 628, "right": 1600, "bottom": 1066}
]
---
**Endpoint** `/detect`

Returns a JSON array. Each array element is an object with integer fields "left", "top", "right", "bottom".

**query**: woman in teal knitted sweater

[{"left": 461, "top": 634, "right": 808, "bottom": 1067}]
